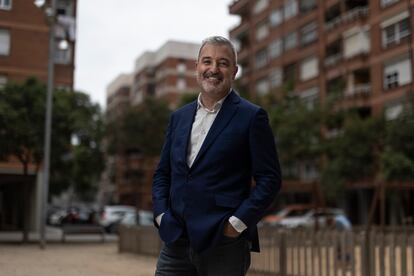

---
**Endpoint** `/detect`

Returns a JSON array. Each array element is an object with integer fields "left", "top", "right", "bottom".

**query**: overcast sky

[{"left": 74, "top": 0, "right": 239, "bottom": 109}]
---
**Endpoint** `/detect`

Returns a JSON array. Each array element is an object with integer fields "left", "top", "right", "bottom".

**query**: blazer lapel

[
  {"left": 179, "top": 101, "right": 197, "bottom": 169},
  {"left": 191, "top": 91, "right": 240, "bottom": 168}
]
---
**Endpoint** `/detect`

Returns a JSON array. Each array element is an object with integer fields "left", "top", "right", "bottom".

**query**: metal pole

[{"left": 40, "top": 0, "right": 56, "bottom": 249}]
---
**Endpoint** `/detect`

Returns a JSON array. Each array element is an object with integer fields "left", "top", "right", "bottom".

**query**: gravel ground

[{"left": 0, "top": 242, "right": 157, "bottom": 276}]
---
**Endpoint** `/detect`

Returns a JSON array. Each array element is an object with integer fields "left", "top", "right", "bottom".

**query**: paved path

[{"left": 0, "top": 243, "right": 157, "bottom": 276}]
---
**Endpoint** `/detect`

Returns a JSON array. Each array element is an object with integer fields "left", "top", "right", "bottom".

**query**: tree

[
  {"left": 267, "top": 92, "right": 323, "bottom": 180},
  {"left": 321, "top": 112, "right": 385, "bottom": 201},
  {"left": 381, "top": 97, "right": 414, "bottom": 181},
  {"left": 0, "top": 78, "right": 104, "bottom": 201},
  {"left": 106, "top": 97, "right": 170, "bottom": 157},
  {"left": 178, "top": 93, "right": 198, "bottom": 107}
]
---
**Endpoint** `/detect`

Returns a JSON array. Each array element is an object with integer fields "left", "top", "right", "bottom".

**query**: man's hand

[{"left": 223, "top": 221, "right": 240, "bottom": 238}]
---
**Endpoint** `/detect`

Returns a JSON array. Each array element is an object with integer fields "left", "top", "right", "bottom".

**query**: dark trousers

[{"left": 154, "top": 236, "right": 251, "bottom": 276}]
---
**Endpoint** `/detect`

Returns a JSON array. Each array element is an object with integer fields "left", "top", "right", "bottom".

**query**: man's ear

[{"left": 232, "top": 66, "right": 239, "bottom": 80}]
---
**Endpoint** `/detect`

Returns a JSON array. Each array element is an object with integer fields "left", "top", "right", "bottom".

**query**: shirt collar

[{"left": 197, "top": 89, "right": 231, "bottom": 114}]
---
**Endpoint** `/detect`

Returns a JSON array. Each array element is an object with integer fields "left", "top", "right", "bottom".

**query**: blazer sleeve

[
  {"left": 233, "top": 108, "right": 282, "bottom": 227},
  {"left": 152, "top": 114, "right": 174, "bottom": 218}
]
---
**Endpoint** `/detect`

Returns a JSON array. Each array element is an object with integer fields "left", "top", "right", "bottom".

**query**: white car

[
  {"left": 99, "top": 205, "right": 137, "bottom": 233},
  {"left": 119, "top": 210, "right": 153, "bottom": 226},
  {"left": 276, "top": 208, "right": 350, "bottom": 229}
]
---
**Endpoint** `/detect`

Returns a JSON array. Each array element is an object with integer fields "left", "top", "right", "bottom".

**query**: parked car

[
  {"left": 48, "top": 206, "right": 98, "bottom": 226},
  {"left": 48, "top": 209, "right": 67, "bottom": 226},
  {"left": 99, "top": 205, "right": 137, "bottom": 233},
  {"left": 276, "top": 208, "right": 351, "bottom": 229},
  {"left": 119, "top": 210, "right": 153, "bottom": 227},
  {"left": 261, "top": 204, "right": 313, "bottom": 226}
]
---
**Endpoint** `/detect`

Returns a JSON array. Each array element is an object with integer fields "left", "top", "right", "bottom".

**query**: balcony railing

[
  {"left": 229, "top": 0, "right": 249, "bottom": 14},
  {"left": 325, "top": 6, "right": 369, "bottom": 31},
  {"left": 324, "top": 53, "right": 342, "bottom": 67},
  {"left": 344, "top": 83, "right": 371, "bottom": 98}
]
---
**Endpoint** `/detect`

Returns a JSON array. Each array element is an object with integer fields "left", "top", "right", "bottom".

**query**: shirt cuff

[
  {"left": 229, "top": 216, "right": 247, "bottom": 233},
  {"left": 155, "top": 213, "right": 164, "bottom": 226}
]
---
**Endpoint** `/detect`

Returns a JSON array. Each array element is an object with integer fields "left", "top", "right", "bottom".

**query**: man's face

[{"left": 196, "top": 44, "right": 238, "bottom": 99}]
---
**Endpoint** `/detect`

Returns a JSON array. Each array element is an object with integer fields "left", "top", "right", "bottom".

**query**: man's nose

[{"left": 210, "top": 62, "right": 219, "bottom": 73}]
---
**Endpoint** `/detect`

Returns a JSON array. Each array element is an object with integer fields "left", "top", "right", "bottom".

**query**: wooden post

[{"left": 279, "top": 231, "right": 287, "bottom": 276}]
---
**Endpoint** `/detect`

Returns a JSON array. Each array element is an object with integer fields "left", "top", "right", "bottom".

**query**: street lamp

[{"left": 37, "top": 0, "right": 56, "bottom": 250}]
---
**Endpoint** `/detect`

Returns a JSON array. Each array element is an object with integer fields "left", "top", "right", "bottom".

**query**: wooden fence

[{"left": 118, "top": 225, "right": 414, "bottom": 276}]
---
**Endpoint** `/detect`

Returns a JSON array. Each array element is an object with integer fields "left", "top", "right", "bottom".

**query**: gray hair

[{"left": 197, "top": 36, "right": 238, "bottom": 65}]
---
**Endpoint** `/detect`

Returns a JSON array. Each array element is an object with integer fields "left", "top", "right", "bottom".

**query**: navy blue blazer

[{"left": 152, "top": 90, "right": 281, "bottom": 254}]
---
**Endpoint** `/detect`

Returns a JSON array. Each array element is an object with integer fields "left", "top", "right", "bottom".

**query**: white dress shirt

[{"left": 157, "top": 92, "right": 247, "bottom": 233}]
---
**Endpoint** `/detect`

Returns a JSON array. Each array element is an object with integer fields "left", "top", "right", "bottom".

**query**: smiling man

[{"left": 152, "top": 36, "right": 281, "bottom": 276}]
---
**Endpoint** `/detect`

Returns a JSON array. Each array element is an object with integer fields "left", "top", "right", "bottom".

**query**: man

[{"left": 152, "top": 36, "right": 281, "bottom": 275}]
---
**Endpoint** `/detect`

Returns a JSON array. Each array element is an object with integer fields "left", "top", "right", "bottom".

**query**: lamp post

[{"left": 36, "top": 0, "right": 56, "bottom": 249}]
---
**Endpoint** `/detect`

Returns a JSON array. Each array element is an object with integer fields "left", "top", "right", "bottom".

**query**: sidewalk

[
  {"left": 0, "top": 242, "right": 157, "bottom": 276},
  {"left": 0, "top": 226, "right": 118, "bottom": 243}
]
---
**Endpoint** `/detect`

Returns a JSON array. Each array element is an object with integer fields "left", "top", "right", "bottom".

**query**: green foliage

[
  {"left": 0, "top": 78, "right": 46, "bottom": 169},
  {"left": 268, "top": 93, "right": 322, "bottom": 169},
  {"left": 381, "top": 149, "right": 414, "bottom": 181},
  {"left": 51, "top": 90, "right": 104, "bottom": 200},
  {"left": 381, "top": 99, "right": 414, "bottom": 181},
  {"left": 106, "top": 97, "right": 170, "bottom": 157},
  {"left": 0, "top": 78, "right": 104, "bottom": 201},
  {"left": 178, "top": 93, "right": 198, "bottom": 107},
  {"left": 321, "top": 114, "right": 385, "bottom": 199}
]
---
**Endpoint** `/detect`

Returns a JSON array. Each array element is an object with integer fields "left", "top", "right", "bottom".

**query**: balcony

[
  {"left": 229, "top": 0, "right": 250, "bottom": 15},
  {"left": 229, "top": 20, "right": 250, "bottom": 40},
  {"left": 344, "top": 83, "right": 371, "bottom": 98},
  {"left": 324, "top": 53, "right": 342, "bottom": 67},
  {"left": 325, "top": 6, "right": 369, "bottom": 31}
]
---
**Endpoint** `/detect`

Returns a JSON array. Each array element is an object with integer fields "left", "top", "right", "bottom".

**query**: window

[
  {"left": 385, "top": 71, "right": 399, "bottom": 89},
  {"left": 254, "top": 0, "right": 269, "bottom": 14},
  {"left": 255, "top": 49, "right": 268, "bottom": 69},
  {"left": 343, "top": 26, "right": 370, "bottom": 58},
  {"left": 176, "top": 78, "right": 186, "bottom": 91},
  {"left": 284, "top": 32, "right": 297, "bottom": 51},
  {"left": 382, "top": 18, "right": 410, "bottom": 48},
  {"left": 56, "top": 0, "right": 74, "bottom": 16},
  {"left": 0, "top": 75, "right": 7, "bottom": 89},
  {"left": 381, "top": 0, "right": 399, "bottom": 8},
  {"left": 284, "top": 0, "right": 298, "bottom": 20},
  {"left": 269, "top": 68, "right": 282, "bottom": 88},
  {"left": 284, "top": 63, "right": 296, "bottom": 81},
  {"left": 54, "top": 42, "right": 71, "bottom": 64},
  {"left": 383, "top": 55, "right": 412, "bottom": 90},
  {"left": 0, "top": 29, "right": 10, "bottom": 56},
  {"left": 256, "top": 21, "right": 269, "bottom": 41},
  {"left": 0, "top": 0, "right": 11, "bottom": 10},
  {"left": 268, "top": 39, "right": 282, "bottom": 59},
  {"left": 270, "top": 9, "right": 283, "bottom": 27},
  {"left": 177, "top": 63, "right": 186, "bottom": 73},
  {"left": 300, "top": 56, "right": 318, "bottom": 81},
  {"left": 299, "top": 0, "right": 316, "bottom": 13},
  {"left": 299, "top": 87, "right": 319, "bottom": 110},
  {"left": 300, "top": 22, "right": 318, "bottom": 46},
  {"left": 255, "top": 78, "right": 269, "bottom": 95}
]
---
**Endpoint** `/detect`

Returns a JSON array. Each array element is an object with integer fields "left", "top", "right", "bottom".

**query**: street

[{"left": 0, "top": 243, "right": 157, "bottom": 276}]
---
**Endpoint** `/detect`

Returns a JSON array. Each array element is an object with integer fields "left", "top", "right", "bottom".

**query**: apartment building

[
  {"left": 131, "top": 40, "right": 200, "bottom": 108},
  {"left": 229, "top": 0, "right": 414, "bottom": 222},
  {"left": 103, "top": 41, "right": 200, "bottom": 209},
  {"left": 0, "top": 0, "right": 76, "bottom": 89},
  {"left": 106, "top": 73, "right": 133, "bottom": 122},
  {"left": 0, "top": 0, "right": 77, "bottom": 232}
]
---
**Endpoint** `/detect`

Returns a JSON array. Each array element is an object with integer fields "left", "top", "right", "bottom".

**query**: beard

[{"left": 197, "top": 71, "right": 230, "bottom": 96}]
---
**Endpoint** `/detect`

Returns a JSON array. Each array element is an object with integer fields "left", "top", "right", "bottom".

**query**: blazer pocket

[{"left": 215, "top": 194, "right": 243, "bottom": 208}]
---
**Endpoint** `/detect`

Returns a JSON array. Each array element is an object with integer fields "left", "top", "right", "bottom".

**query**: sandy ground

[{"left": 0, "top": 242, "right": 157, "bottom": 276}]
